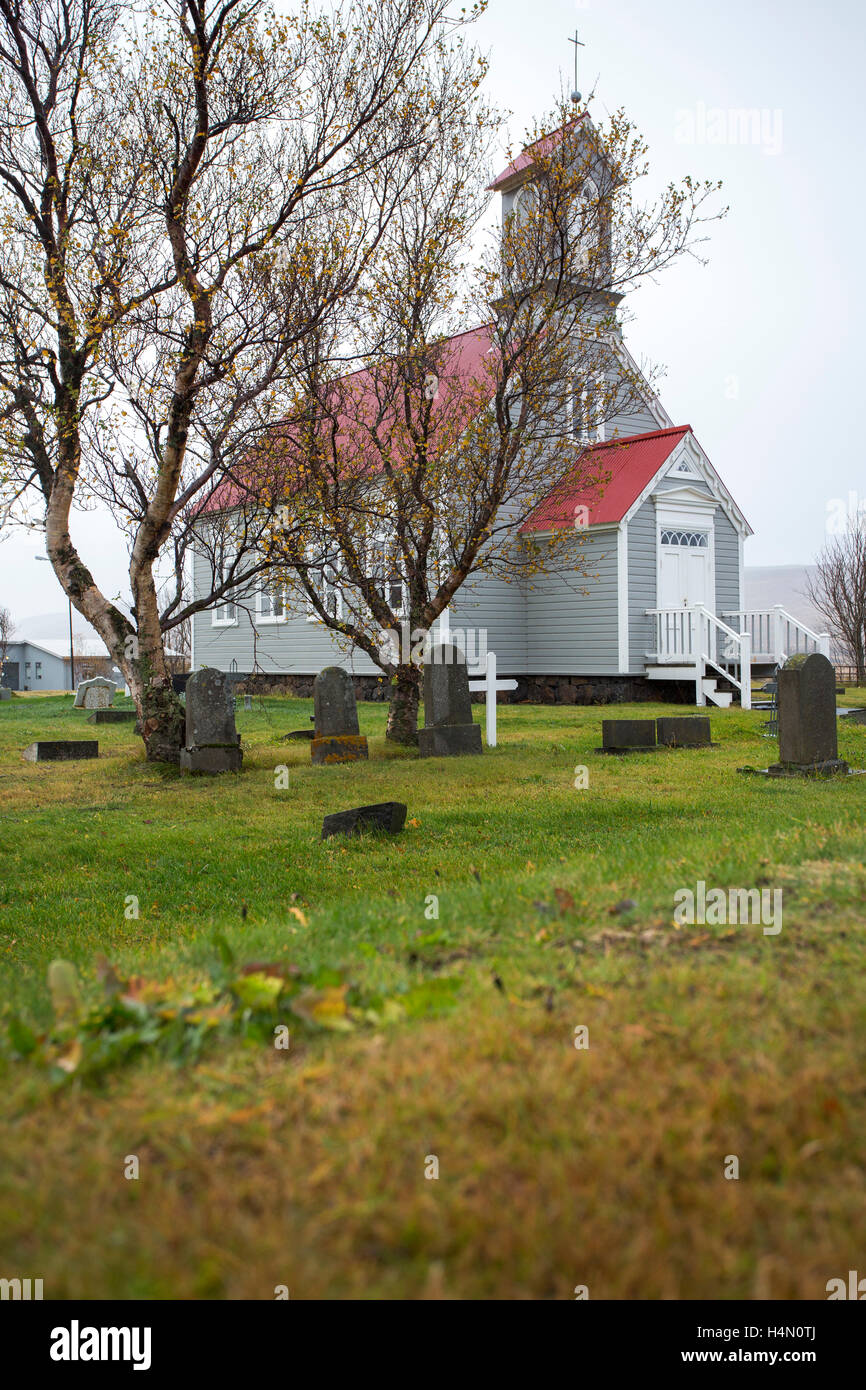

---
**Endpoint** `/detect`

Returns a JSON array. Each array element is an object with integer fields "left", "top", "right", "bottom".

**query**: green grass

[{"left": 1, "top": 691, "right": 865, "bottom": 1299}]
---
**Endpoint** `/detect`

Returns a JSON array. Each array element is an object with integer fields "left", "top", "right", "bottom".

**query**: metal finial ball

[{"left": 571, "top": 90, "right": 581, "bottom": 104}]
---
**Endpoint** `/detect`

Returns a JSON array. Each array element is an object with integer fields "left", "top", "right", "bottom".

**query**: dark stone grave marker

[
  {"left": 23, "top": 740, "right": 98, "bottom": 762},
  {"left": 311, "top": 667, "right": 368, "bottom": 764},
  {"left": 418, "top": 644, "right": 482, "bottom": 758},
  {"left": 321, "top": 801, "right": 407, "bottom": 839},
  {"left": 180, "top": 668, "right": 242, "bottom": 774}
]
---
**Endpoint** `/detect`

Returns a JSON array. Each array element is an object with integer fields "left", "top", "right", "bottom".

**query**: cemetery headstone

[
  {"left": 73, "top": 676, "right": 116, "bottom": 709},
  {"left": 418, "top": 644, "right": 482, "bottom": 758},
  {"left": 656, "top": 716, "right": 712, "bottom": 748},
  {"left": 88, "top": 709, "right": 137, "bottom": 724},
  {"left": 768, "top": 652, "right": 848, "bottom": 776},
  {"left": 600, "top": 719, "right": 657, "bottom": 753},
  {"left": 310, "top": 667, "right": 368, "bottom": 764},
  {"left": 321, "top": 801, "right": 407, "bottom": 839},
  {"left": 23, "top": 740, "right": 98, "bottom": 761},
  {"left": 841, "top": 708, "right": 866, "bottom": 724},
  {"left": 0, "top": 688, "right": 11, "bottom": 701},
  {"left": 180, "top": 668, "right": 242, "bottom": 774}
]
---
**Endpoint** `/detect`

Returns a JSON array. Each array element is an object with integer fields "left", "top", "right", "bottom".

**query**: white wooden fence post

[
  {"left": 773, "top": 605, "right": 785, "bottom": 665},
  {"left": 818, "top": 633, "right": 831, "bottom": 659},
  {"left": 694, "top": 607, "right": 705, "bottom": 705}
]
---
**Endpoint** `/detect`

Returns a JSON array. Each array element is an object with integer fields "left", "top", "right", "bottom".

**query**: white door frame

[{"left": 653, "top": 489, "right": 718, "bottom": 615}]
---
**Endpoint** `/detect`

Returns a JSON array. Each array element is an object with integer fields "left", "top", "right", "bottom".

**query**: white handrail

[{"left": 646, "top": 605, "right": 752, "bottom": 709}]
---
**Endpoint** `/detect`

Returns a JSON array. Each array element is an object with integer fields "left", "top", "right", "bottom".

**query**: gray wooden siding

[
  {"left": 627, "top": 500, "right": 657, "bottom": 668},
  {"left": 714, "top": 510, "right": 740, "bottom": 615},
  {"left": 191, "top": 548, "right": 382, "bottom": 676},
  {"left": 449, "top": 567, "right": 527, "bottom": 673},
  {"left": 525, "top": 530, "right": 620, "bottom": 674}
]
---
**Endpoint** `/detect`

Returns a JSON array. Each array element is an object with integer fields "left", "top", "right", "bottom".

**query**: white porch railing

[
  {"left": 720, "top": 606, "right": 830, "bottom": 664},
  {"left": 646, "top": 605, "right": 752, "bottom": 709}
]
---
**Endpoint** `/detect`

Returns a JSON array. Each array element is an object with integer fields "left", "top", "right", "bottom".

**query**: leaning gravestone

[
  {"left": 0, "top": 688, "right": 11, "bottom": 701},
  {"left": 23, "top": 740, "right": 98, "bottom": 761},
  {"left": 310, "top": 667, "right": 368, "bottom": 765},
  {"left": 768, "top": 652, "right": 848, "bottom": 776},
  {"left": 321, "top": 801, "right": 407, "bottom": 839},
  {"left": 418, "top": 643, "right": 482, "bottom": 758},
  {"left": 74, "top": 676, "right": 116, "bottom": 710},
  {"left": 180, "top": 668, "right": 242, "bottom": 774}
]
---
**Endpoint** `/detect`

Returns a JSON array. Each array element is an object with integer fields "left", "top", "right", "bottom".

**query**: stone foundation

[{"left": 234, "top": 672, "right": 696, "bottom": 706}]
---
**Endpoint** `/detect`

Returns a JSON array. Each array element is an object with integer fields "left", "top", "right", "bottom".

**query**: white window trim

[
  {"left": 573, "top": 374, "right": 607, "bottom": 445},
  {"left": 212, "top": 603, "right": 238, "bottom": 627},
  {"left": 256, "top": 583, "right": 287, "bottom": 625}
]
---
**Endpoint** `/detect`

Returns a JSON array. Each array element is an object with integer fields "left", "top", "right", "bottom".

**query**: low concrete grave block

[
  {"left": 311, "top": 734, "right": 369, "bottom": 765},
  {"left": 656, "top": 716, "right": 712, "bottom": 748},
  {"left": 23, "top": 740, "right": 98, "bottom": 762},
  {"left": 418, "top": 724, "right": 483, "bottom": 758},
  {"left": 321, "top": 801, "right": 407, "bottom": 839},
  {"left": 87, "top": 709, "right": 137, "bottom": 724},
  {"left": 601, "top": 719, "right": 657, "bottom": 752}
]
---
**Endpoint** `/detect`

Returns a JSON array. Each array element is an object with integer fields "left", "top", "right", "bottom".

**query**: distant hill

[{"left": 743, "top": 565, "right": 842, "bottom": 658}]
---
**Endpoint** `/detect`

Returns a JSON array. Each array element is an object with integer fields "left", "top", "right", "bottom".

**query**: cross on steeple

[{"left": 568, "top": 29, "right": 585, "bottom": 105}]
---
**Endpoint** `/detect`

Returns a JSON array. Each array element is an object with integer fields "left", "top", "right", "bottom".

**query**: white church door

[{"left": 657, "top": 528, "right": 714, "bottom": 658}]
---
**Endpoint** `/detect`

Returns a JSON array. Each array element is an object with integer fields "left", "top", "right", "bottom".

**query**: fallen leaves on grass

[{"left": 5, "top": 941, "right": 463, "bottom": 1085}]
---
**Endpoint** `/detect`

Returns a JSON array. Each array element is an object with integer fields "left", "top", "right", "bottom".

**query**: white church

[{"left": 191, "top": 116, "right": 829, "bottom": 708}]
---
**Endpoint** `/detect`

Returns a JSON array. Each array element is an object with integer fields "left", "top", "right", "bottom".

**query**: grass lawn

[{"left": 0, "top": 690, "right": 865, "bottom": 1300}]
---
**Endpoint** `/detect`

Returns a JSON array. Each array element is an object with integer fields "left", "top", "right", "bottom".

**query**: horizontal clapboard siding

[
  {"left": 525, "top": 531, "right": 620, "bottom": 674},
  {"left": 715, "top": 509, "right": 741, "bottom": 615},
  {"left": 191, "top": 549, "right": 382, "bottom": 675},
  {"left": 628, "top": 498, "right": 657, "bottom": 669}
]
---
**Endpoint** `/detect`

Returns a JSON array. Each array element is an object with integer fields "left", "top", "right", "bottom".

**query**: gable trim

[{"left": 622, "top": 433, "right": 752, "bottom": 537}]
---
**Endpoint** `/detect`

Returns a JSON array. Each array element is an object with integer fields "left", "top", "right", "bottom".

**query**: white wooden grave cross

[{"left": 468, "top": 651, "right": 517, "bottom": 748}]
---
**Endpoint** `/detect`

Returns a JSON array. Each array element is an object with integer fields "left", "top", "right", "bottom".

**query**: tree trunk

[
  {"left": 127, "top": 568, "right": 186, "bottom": 764},
  {"left": 386, "top": 664, "right": 422, "bottom": 745}
]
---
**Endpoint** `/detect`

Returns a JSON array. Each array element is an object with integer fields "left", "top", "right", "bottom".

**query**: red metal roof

[
  {"left": 487, "top": 115, "right": 588, "bottom": 192},
  {"left": 519, "top": 426, "right": 692, "bottom": 532}
]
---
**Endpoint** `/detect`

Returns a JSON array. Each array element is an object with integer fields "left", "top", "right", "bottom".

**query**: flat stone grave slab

[
  {"left": 284, "top": 729, "right": 315, "bottom": 740},
  {"left": 840, "top": 708, "right": 866, "bottom": 724},
  {"left": 88, "top": 709, "right": 137, "bottom": 724},
  {"left": 321, "top": 801, "right": 407, "bottom": 839},
  {"left": 23, "top": 740, "right": 98, "bottom": 762},
  {"left": 599, "top": 719, "right": 657, "bottom": 753},
  {"left": 656, "top": 716, "right": 712, "bottom": 748}
]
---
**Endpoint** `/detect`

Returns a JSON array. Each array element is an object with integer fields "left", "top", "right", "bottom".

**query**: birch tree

[{"left": 0, "top": 0, "right": 483, "bottom": 759}]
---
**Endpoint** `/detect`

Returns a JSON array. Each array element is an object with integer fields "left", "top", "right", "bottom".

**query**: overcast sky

[{"left": 2, "top": 0, "right": 863, "bottom": 628}]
